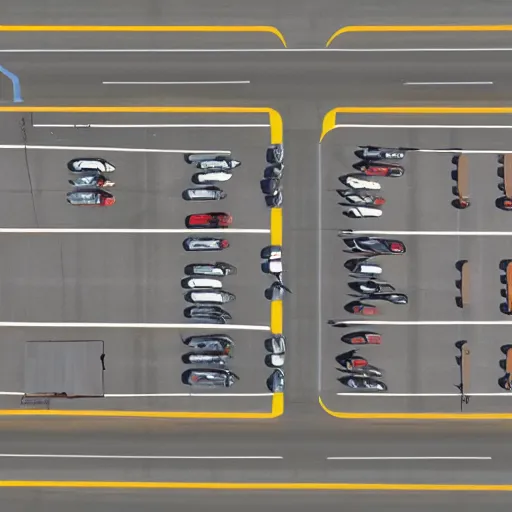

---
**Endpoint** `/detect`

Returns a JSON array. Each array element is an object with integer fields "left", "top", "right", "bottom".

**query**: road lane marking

[
  {"left": 0, "top": 65, "right": 22, "bottom": 103},
  {"left": 1, "top": 481, "right": 512, "bottom": 490},
  {"left": 0, "top": 392, "right": 274, "bottom": 397},
  {"left": 0, "top": 454, "right": 283, "bottom": 460},
  {"left": 0, "top": 322, "right": 270, "bottom": 330},
  {"left": 0, "top": 25, "right": 287, "bottom": 47},
  {"left": 404, "top": 81, "right": 493, "bottom": 85},
  {"left": 317, "top": 143, "right": 323, "bottom": 392},
  {"left": 326, "top": 25, "right": 512, "bottom": 47},
  {"left": 33, "top": 124, "right": 269, "bottom": 128},
  {"left": 4, "top": 48, "right": 512, "bottom": 52},
  {"left": 340, "top": 230, "right": 512, "bottom": 236},
  {"left": 0, "top": 229, "right": 269, "bottom": 234},
  {"left": 270, "top": 301, "right": 283, "bottom": 334},
  {"left": 327, "top": 457, "right": 491, "bottom": 460},
  {"left": 0, "top": 144, "right": 230, "bottom": 154},
  {"left": 270, "top": 208, "right": 282, "bottom": 246},
  {"left": 103, "top": 81, "right": 250, "bottom": 85},
  {"left": 332, "top": 321, "right": 512, "bottom": 326}
]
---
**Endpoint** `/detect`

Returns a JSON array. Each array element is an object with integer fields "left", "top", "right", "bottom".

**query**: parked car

[
  {"left": 183, "top": 238, "right": 229, "bottom": 252},
  {"left": 265, "top": 191, "right": 283, "bottom": 207},
  {"left": 68, "top": 172, "right": 115, "bottom": 188},
  {"left": 184, "top": 305, "right": 232, "bottom": 323},
  {"left": 338, "top": 331, "right": 382, "bottom": 345},
  {"left": 362, "top": 293, "right": 408, "bottom": 304},
  {"left": 344, "top": 237, "right": 406, "bottom": 255},
  {"left": 266, "top": 369, "right": 285, "bottom": 392},
  {"left": 182, "top": 334, "right": 234, "bottom": 354},
  {"left": 264, "top": 335, "right": 286, "bottom": 368},
  {"left": 184, "top": 290, "right": 236, "bottom": 304},
  {"left": 266, "top": 144, "right": 284, "bottom": 164},
  {"left": 357, "top": 146, "right": 405, "bottom": 161},
  {"left": 345, "top": 258, "right": 383, "bottom": 277},
  {"left": 184, "top": 262, "right": 237, "bottom": 276},
  {"left": 181, "top": 277, "right": 223, "bottom": 289},
  {"left": 264, "top": 163, "right": 284, "bottom": 179},
  {"left": 182, "top": 369, "right": 239, "bottom": 387},
  {"left": 261, "top": 245, "right": 282, "bottom": 260},
  {"left": 185, "top": 213, "right": 232, "bottom": 229},
  {"left": 66, "top": 188, "right": 115, "bottom": 206},
  {"left": 342, "top": 175, "right": 381, "bottom": 190},
  {"left": 191, "top": 171, "right": 233, "bottom": 184},
  {"left": 67, "top": 158, "right": 115, "bottom": 173},
  {"left": 182, "top": 186, "right": 226, "bottom": 201},
  {"left": 182, "top": 353, "right": 231, "bottom": 366},
  {"left": 344, "top": 206, "right": 383, "bottom": 218},
  {"left": 339, "top": 375, "right": 388, "bottom": 391},
  {"left": 260, "top": 178, "right": 281, "bottom": 196},
  {"left": 355, "top": 162, "right": 405, "bottom": 177}
]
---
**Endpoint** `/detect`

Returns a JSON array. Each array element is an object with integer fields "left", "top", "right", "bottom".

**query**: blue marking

[{"left": 0, "top": 65, "right": 23, "bottom": 103}]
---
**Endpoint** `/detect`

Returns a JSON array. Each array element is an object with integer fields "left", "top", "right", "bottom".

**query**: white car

[
  {"left": 264, "top": 336, "right": 286, "bottom": 368},
  {"left": 192, "top": 171, "right": 233, "bottom": 184},
  {"left": 344, "top": 176, "right": 381, "bottom": 190},
  {"left": 344, "top": 206, "right": 383, "bottom": 218},
  {"left": 184, "top": 290, "right": 236, "bottom": 304},
  {"left": 181, "top": 277, "right": 223, "bottom": 289},
  {"left": 67, "top": 158, "right": 115, "bottom": 173}
]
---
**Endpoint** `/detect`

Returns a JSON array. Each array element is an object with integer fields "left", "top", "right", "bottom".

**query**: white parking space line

[
  {"left": 404, "top": 81, "right": 493, "bottom": 86},
  {"left": 317, "top": 143, "right": 323, "bottom": 393},
  {"left": 336, "top": 124, "right": 512, "bottom": 129},
  {"left": 0, "top": 229, "right": 269, "bottom": 234},
  {"left": 0, "top": 392, "right": 273, "bottom": 397},
  {"left": 327, "top": 457, "right": 491, "bottom": 460},
  {"left": 335, "top": 320, "right": 512, "bottom": 326},
  {"left": 0, "top": 322, "right": 270, "bottom": 330},
  {"left": 336, "top": 393, "right": 512, "bottom": 397},
  {"left": 0, "top": 144, "right": 230, "bottom": 154},
  {"left": 103, "top": 81, "right": 250, "bottom": 85},
  {"left": 0, "top": 454, "right": 283, "bottom": 460},
  {"left": 340, "top": 230, "right": 512, "bottom": 236},
  {"left": 33, "top": 124, "right": 269, "bottom": 129}
]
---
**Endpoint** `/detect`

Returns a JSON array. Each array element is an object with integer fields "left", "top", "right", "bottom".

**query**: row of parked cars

[{"left": 331, "top": 146, "right": 409, "bottom": 392}]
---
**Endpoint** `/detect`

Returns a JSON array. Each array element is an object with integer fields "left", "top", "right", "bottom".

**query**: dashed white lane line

[
  {"left": 0, "top": 144, "right": 230, "bottom": 154},
  {"left": 0, "top": 454, "right": 283, "bottom": 460},
  {"left": 327, "top": 457, "right": 491, "bottom": 460},
  {"left": 0, "top": 229, "right": 269, "bottom": 234},
  {"left": 33, "top": 124, "right": 269, "bottom": 129},
  {"left": 340, "top": 230, "right": 512, "bottom": 236},
  {"left": 102, "top": 81, "right": 251, "bottom": 85},
  {"left": 404, "top": 81, "right": 493, "bottom": 86},
  {"left": 0, "top": 322, "right": 270, "bottom": 331}
]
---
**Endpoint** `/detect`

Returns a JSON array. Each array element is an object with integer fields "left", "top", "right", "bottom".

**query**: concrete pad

[{"left": 24, "top": 339, "right": 104, "bottom": 396}]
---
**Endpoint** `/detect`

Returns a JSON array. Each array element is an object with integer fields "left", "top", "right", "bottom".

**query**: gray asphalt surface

[{"left": 2, "top": 0, "right": 512, "bottom": 508}]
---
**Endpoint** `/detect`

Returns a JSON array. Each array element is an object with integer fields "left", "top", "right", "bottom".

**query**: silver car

[
  {"left": 183, "top": 238, "right": 229, "bottom": 252},
  {"left": 183, "top": 369, "right": 239, "bottom": 387},
  {"left": 184, "top": 262, "right": 237, "bottom": 277},
  {"left": 267, "top": 369, "right": 285, "bottom": 392},
  {"left": 182, "top": 334, "right": 234, "bottom": 354},
  {"left": 184, "top": 290, "right": 236, "bottom": 304},
  {"left": 182, "top": 186, "right": 227, "bottom": 201}
]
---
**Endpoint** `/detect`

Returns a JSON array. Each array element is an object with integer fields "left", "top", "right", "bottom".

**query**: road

[{"left": 2, "top": 0, "right": 512, "bottom": 509}]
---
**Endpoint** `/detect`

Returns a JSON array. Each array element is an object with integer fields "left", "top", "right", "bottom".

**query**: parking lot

[
  {"left": 0, "top": 111, "right": 277, "bottom": 414},
  {"left": 319, "top": 118, "right": 512, "bottom": 414}
]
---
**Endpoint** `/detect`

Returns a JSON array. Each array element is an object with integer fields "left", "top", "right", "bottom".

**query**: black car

[
  {"left": 184, "top": 306, "right": 232, "bottom": 323},
  {"left": 344, "top": 237, "right": 406, "bottom": 255},
  {"left": 260, "top": 178, "right": 281, "bottom": 196}
]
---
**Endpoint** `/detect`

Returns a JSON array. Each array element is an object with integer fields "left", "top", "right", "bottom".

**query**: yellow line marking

[
  {"left": 270, "top": 208, "right": 283, "bottom": 246},
  {"left": 270, "top": 301, "right": 283, "bottom": 335},
  {"left": 319, "top": 104, "right": 512, "bottom": 419},
  {"left": 0, "top": 105, "right": 283, "bottom": 147},
  {"left": 0, "top": 481, "right": 511, "bottom": 490},
  {"left": 326, "top": 24, "right": 512, "bottom": 47},
  {"left": 0, "top": 25, "right": 287, "bottom": 48},
  {"left": 0, "top": 393, "right": 284, "bottom": 419},
  {"left": 320, "top": 106, "right": 512, "bottom": 141},
  {"left": 319, "top": 397, "right": 512, "bottom": 420}
]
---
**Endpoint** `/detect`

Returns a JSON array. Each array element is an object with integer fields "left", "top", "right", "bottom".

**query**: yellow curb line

[
  {"left": 270, "top": 208, "right": 284, "bottom": 336},
  {"left": 0, "top": 25, "right": 287, "bottom": 48},
  {"left": 0, "top": 106, "right": 283, "bottom": 146},
  {"left": 320, "top": 106, "right": 512, "bottom": 142},
  {"left": 0, "top": 394, "right": 283, "bottom": 419},
  {"left": 319, "top": 397, "right": 512, "bottom": 420},
  {"left": 0, "top": 481, "right": 511, "bottom": 490},
  {"left": 319, "top": 105, "right": 512, "bottom": 419},
  {"left": 326, "top": 24, "right": 512, "bottom": 47},
  {"left": 0, "top": 105, "right": 284, "bottom": 420},
  {"left": 270, "top": 301, "right": 283, "bottom": 335}
]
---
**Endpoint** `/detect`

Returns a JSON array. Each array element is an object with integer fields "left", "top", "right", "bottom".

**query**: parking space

[
  {"left": 0, "top": 110, "right": 277, "bottom": 414},
  {"left": 319, "top": 121, "right": 512, "bottom": 414}
]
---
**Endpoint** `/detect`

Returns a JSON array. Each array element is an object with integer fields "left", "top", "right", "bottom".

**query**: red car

[
  {"left": 186, "top": 213, "right": 233, "bottom": 229},
  {"left": 358, "top": 164, "right": 404, "bottom": 178},
  {"left": 341, "top": 332, "right": 382, "bottom": 345},
  {"left": 349, "top": 303, "right": 378, "bottom": 315}
]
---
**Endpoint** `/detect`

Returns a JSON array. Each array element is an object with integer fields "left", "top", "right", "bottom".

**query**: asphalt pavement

[{"left": 2, "top": 1, "right": 512, "bottom": 508}]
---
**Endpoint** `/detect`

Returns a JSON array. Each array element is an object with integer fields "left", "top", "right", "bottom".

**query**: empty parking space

[{"left": 320, "top": 121, "right": 512, "bottom": 415}]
